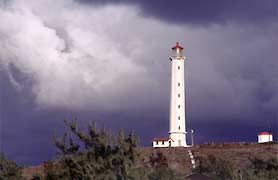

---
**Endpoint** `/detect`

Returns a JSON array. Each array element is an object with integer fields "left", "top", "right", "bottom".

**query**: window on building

[
  {"left": 156, "top": 141, "right": 158, "bottom": 145},
  {"left": 178, "top": 116, "right": 180, "bottom": 120},
  {"left": 178, "top": 105, "right": 180, "bottom": 108},
  {"left": 178, "top": 66, "right": 180, "bottom": 70},
  {"left": 178, "top": 83, "right": 180, "bottom": 86},
  {"left": 162, "top": 141, "right": 164, "bottom": 145},
  {"left": 178, "top": 94, "right": 180, "bottom": 97},
  {"left": 178, "top": 126, "right": 180, "bottom": 130}
]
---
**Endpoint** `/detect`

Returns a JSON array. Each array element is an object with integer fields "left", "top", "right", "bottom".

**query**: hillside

[
  {"left": 22, "top": 142, "right": 278, "bottom": 179},
  {"left": 138, "top": 142, "right": 278, "bottom": 175}
]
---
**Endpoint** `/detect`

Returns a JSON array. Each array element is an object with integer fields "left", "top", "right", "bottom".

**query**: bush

[
  {"left": 195, "top": 154, "right": 235, "bottom": 180},
  {"left": 0, "top": 153, "right": 24, "bottom": 180},
  {"left": 195, "top": 154, "right": 278, "bottom": 180},
  {"left": 42, "top": 119, "right": 182, "bottom": 180},
  {"left": 31, "top": 174, "right": 43, "bottom": 180},
  {"left": 242, "top": 157, "right": 278, "bottom": 180},
  {"left": 44, "top": 120, "right": 140, "bottom": 179}
]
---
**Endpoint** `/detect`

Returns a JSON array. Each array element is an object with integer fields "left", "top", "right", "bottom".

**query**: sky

[{"left": 0, "top": 0, "right": 277, "bottom": 165}]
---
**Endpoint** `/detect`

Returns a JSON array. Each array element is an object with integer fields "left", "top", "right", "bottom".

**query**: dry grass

[{"left": 22, "top": 165, "right": 44, "bottom": 180}]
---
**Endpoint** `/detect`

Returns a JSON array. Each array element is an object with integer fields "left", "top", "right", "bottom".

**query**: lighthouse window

[
  {"left": 178, "top": 94, "right": 180, "bottom": 97},
  {"left": 178, "top": 83, "right": 180, "bottom": 86},
  {"left": 162, "top": 141, "right": 164, "bottom": 145},
  {"left": 178, "top": 66, "right": 180, "bottom": 70},
  {"left": 156, "top": 141, "right": 158, "bottom": 145},
  {"left": 178, "top": 126, "right": 180, "bottom": 130},
  {"left": 178, "top": 105, "right": 180, "bottom": 108},
  {"left": 178, "top": 116, "right": 180, "bottom": 120}
]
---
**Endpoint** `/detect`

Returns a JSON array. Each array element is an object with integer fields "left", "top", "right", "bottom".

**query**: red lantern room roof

[
  {"left": 258, "top": 132, "right": 272, "bottom": 135},
  {"left": 172, "top": 42, "right": 183, "bottom": 50}
]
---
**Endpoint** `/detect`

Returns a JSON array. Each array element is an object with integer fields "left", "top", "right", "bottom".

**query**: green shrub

[
  {"left": 195, "top": 154, "right": 278, "bottom": 180},
  {"left": 242, "top": 157, "right": 278, "bottom": 180},
  {"left": 195, "top": 154, "right": 235, "bottom": 180},
  {"left": 31, "top": 174, "right": 43, "bottom": 180},
  {"left": 43, "top": 119, "right": 182, "bottom": 180},
  {"left": 147, "top": 151, "right": 183, "bottom": 180},
  {"left": 0, "top": 153, "right": 24, "bottom": 180},
  {"left": 44, "top": 120, "right": 140, "bottom": 179}
]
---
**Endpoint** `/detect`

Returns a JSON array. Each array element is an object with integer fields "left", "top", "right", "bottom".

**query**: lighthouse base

[{"left": 169, "top": 132, "right": 188, "bottom": 147}]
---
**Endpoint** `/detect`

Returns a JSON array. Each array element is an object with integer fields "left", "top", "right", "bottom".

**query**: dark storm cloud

[{"left": 78, "top": 0, "right": 278, "bottom": 25}]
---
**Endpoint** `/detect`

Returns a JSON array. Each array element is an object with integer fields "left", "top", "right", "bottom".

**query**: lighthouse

[
  {"left": 169, "top": 42, "right": 188, "bottom": 147},
  {"left": 152, "top": 42, "right": 188, "bottom": 147}
]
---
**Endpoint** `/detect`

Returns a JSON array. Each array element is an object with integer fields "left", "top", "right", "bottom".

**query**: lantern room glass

[{"left": 172, "top": 48, "right": 183, "bottom": 58}]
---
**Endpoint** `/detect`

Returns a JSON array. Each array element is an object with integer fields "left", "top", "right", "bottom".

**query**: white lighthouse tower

[
  {"left": 152, "top": 42, "right": 188, "bottom": 148},
  {"left": 169, "top": 42, "right": 188, "bottom": 147}
]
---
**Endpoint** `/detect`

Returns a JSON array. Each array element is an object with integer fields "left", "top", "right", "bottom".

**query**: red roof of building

[
  {"left": 258, "top": 132, "right": 272, "bottom": 135},
  {"left": 152, "top": 137, "right": 173, "bottom": 142},
  {"left": 172, "top": 42, "right": 183, "bottom": 50}
]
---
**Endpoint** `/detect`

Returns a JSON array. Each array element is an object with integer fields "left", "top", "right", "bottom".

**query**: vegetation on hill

[
  {"left": 194, "top": 154, "right": 278, "bottom": 180},
  {"left": 2, "top": 119, "right": 277, "bottom": 180},
  {"left": 0, "top": 153, "right": 24, "bottom": 180},
  {"left": 193, "top": 143, "right": 278, "bottom": 180},
  {"left": 36, "top": 120, "right": 184, "bottom": 180}
]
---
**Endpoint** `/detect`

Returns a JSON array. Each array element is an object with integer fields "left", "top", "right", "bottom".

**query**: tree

[
  {"left": 45, "top": 119, "right": 139, "bottom": 180},
  {"left": 0, "top": 153, "right": 24, "bottom": 180},
  {"left": 42, "top": 119, "right": 183, "bottom": 180}
]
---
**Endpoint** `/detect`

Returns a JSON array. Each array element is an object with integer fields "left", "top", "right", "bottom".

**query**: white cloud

[
  {"left": 0, "top": 0, "right": 158, "bottom": 110},
  {"left": 0, "top": 0, "right": 277, "bottom": 121}
]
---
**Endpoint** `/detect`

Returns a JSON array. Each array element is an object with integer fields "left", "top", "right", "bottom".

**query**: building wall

[
  {"left": 169, "top": 54, "right": 187, "bottom": 147},
  {"left": 152, "top": 140, "right": 173, "bottom": 148},
  {"left": 258, "top": 135, "right": 273, "bottom": 143}
]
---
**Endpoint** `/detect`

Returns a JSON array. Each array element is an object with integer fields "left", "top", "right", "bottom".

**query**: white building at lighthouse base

[{"left": 152, "top": 137, "right": 174, "bottom": 148}]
